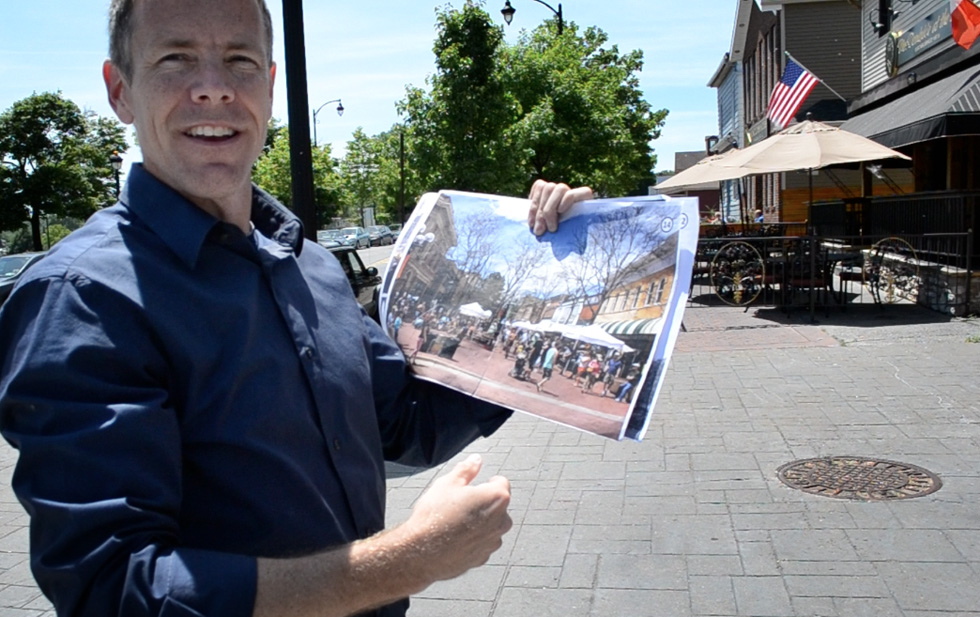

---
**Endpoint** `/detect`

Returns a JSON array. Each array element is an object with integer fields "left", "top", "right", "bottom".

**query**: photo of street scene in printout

[{"left": 381, "top": 191, "right": 699, "bottom": 441}]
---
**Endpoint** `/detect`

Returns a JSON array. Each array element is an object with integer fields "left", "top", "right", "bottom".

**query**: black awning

[{"left": 842, "top": 62, "right": 980, "bottom": 149}]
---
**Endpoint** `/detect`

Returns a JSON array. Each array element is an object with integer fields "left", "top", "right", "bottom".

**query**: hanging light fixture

[{"left": 501, "top": 0, "right": 516, "bottom": 25}]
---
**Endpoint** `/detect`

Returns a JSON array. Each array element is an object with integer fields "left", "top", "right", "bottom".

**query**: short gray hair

[{"left": 108, "top": 0, "right": 274, "bottom": 80}]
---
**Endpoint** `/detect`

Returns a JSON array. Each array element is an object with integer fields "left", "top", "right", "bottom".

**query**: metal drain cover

[{"left": 776, "top": 456, "right": 941, "bottom": 501}]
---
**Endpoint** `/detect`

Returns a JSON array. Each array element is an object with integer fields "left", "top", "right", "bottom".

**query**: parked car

[
  {"left": 340, "top": 226, "right": 370, "bottom": 249},
  {"left": 0, "top": 251, "right": 47, "bottom": 306},
  {"left": 389, "top": 223, "right": 402, "bottom": 239},
  {"left": 367, "top": 225, "right": 393, "bottom": 246},
  {"left": 316, "top": 229, "right": 344, "bottom": 249},
  {"left": 327, "top": 246, "right": 381, "bottom": 320}
]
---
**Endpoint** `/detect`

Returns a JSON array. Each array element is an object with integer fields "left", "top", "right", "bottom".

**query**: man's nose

[{"left": 189, "top": 60, "right": 235, "bottom": 104}]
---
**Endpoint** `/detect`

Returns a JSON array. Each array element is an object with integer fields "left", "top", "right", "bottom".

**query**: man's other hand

[
  {"left": 528, "top": 179, "right": 594, "bottom": 236},
  {"left": 405, "top": 453, "right": 512, "bottom": 582}
]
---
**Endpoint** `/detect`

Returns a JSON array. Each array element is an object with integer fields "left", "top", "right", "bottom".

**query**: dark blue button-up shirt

[{"left": 0, "top": 165, "right": 510, "bottom": 617}]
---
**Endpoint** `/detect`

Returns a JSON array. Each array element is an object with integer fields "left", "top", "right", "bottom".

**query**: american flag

[{"left": 767, "top": 57, "right": 819, "bottom": 130}]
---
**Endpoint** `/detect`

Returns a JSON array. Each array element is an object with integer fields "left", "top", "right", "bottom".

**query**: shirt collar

[{"left": 120, "top": 164, "right": 305, "bottom": 269}]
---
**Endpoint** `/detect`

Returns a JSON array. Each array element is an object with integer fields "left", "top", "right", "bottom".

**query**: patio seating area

[{"left": 690, "top": 230, "right": 977, "bottom": 318}]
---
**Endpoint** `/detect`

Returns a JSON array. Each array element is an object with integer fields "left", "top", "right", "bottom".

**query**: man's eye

[
  {"left": 229, "top": 56, "right": 259, "bottom": 67},
  {"left": 160, "top": 54, "right": 189, "bottom": 64}
]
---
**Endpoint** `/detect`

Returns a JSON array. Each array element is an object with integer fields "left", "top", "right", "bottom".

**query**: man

[
  {"left": 600, "top": 353, "right": 623, "bottom": 398},
  {"left": 535, "top": 342, "right": 558, "bottom": 393},
  {"left": 0, "top": 1, "right": 591, "bottom": 616}
]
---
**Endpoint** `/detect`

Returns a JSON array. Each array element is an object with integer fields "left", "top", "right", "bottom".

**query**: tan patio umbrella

[
  {"left": 718, "top": 119, "right": 911, "bottom": 174},
  {"left": 718, "top": 119, "right": 911, "bottom": 215},
  {"left": 654, "top": 150, "right": 749, "bottom": 191}
]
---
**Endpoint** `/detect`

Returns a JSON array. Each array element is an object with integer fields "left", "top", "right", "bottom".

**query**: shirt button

[
  {"left": 333, "top": 438, "right": 342, "bottom": 451},
  {"left": 301, "top": 346, "right": 314, "bottom": 359}
]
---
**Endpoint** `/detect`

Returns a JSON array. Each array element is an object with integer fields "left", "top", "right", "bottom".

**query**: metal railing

[
  {"left": 810, "top": 190, "right": 980, "bottom": 268},
  {"left": 690, "top": 231, "right": 975, "bottom": 318}
]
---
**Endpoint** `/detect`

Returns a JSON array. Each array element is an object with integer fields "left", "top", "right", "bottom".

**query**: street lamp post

[
  {"left": 312, "top": 99, "right": 344, "bottom": 147},
  {"left": 500, "top": 0, "right": 564, "bottom": 35},
  {"left": 109, "top": 150, "right": 123, "bottom": 198}
]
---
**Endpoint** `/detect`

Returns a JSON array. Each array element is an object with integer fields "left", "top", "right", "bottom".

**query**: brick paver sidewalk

[{"left": 392, "top": 304, "right": 980, "bottom": 617}]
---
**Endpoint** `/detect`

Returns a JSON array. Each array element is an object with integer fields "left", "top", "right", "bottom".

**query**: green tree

[
  {"left": 263, "top": 117, "right": 285, "bottom": 156},
  {"left": 0, "top": 92, "right": 127, "bottom": 251},
  {"left": 504, "top": 23, "right": 666, "bottom": 196},
  {"left": 339, "top": 128, "right": 381, "bottom": 225},
  {"left": 397, "top": 4, "right": 664, "bottom": 198},
  {"left": 252, "top": 126, "right": 342, "bottom": 227},
  {"left": 399, "top": 2, "right": 521, "bottom": 195},
  {"left": 363, "top": 125, "right": 426, "bottom": 226}
]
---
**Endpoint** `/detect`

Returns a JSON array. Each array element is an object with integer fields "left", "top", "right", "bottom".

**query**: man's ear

[
  {"left": 103, "top": 60, "right": 135, "bottom": 125},
  {"left": 268, "top": 62, "right": 277, "bottom": 100}
]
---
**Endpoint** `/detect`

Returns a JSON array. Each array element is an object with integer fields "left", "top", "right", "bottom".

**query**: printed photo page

[{"left": 380, "top": 190, "right": 699, "bottom": 441}]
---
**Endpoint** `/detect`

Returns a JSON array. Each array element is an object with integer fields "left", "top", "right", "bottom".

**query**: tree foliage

[
  {"left": 397, "top": 3, "right": 665, "bottom": 198},
  {"left": 0, "top": 92, "right": 127, "bottom": 251},
  {"left": 252, "top": 125, "right": 342, "bottom": 227},
  {"left": 399, "top": 2, "right": 522, "bottom": 195},
  {"left": 339, "top": 128, "right": 381, "bottom": 225},
  {"left": 365, "top": 126, "right": 424, "bottom": 226},
  {"left": 503, "top": 24, "right": 666, "bottom": 196}
]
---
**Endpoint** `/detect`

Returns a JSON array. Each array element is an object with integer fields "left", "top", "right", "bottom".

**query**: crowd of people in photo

[
  {"left": 386, "top": 293, "right": 493, "bottom": 363},
  {"left": 497, "top": 325, "right": 641, "bottom": 402},
  {"left": 384, "top": 292, "right": 643, "bottom": 403}
]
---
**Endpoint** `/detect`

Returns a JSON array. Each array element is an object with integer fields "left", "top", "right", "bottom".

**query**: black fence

[
  {"left": 810, "top": 190, "right": 979, "bottom": 269},
  {"left": 691, "top": 231, "right": 976, "bottom": 318}
]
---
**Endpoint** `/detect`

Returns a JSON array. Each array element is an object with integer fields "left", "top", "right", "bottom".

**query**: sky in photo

[
  {"left": 445, "top": 192, "right": 683, "bottom": 297},
  {"left": 0, "top": 1, "right": 739, "bottom": 182}
]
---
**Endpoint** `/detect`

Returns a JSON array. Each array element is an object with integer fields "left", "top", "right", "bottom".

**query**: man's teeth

[{"left": 187, "top": 126, "right": 236, "bottom": 137}]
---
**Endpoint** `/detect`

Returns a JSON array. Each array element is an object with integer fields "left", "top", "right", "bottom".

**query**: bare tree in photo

[
  {"left": 451, "top": 209, "right": 502, "bottom": 280},
  {"left": 560, "top": 206, "right": 672, "bottom": 320},
  {"left": 495, "top": 234, "right": 554, "bottom": 319},
  {"left": 446, "top": 209, "right": 507, "bottom": 311}
]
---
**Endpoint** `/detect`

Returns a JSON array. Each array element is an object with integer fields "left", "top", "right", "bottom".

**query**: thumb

[{"left": 445, "top": 453, "right": 482, "bottom": 486}]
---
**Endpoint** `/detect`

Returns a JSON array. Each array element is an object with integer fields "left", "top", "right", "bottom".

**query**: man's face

[{"left": 104, "top": 0, "right": 275, "bottom": 213}]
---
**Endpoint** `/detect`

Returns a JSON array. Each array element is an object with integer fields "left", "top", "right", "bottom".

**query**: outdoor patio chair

[
  {"left": 785, "top": 246, "right": 834, "bottom": 316},
  {"left": 834, "top": 252, "right": 866, "bottom": 309}
]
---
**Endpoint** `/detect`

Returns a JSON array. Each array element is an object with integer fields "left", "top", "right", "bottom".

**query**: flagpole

[{"left": 784, "top": 51, "right": 847, "bottom": 102}]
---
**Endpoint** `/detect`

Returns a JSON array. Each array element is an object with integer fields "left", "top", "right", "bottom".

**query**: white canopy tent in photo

[
  {"left": 560, "top": 324, "right": 634, "bottom": 352},
  {"left": 458, "top": 302, "right": 491, "bottom": 319}
]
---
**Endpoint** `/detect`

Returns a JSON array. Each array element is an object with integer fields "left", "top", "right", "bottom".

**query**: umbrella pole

[
  {"left": 738, "top": 178, "right": 746, "bottom": 232},
  {"left": 807, "top": 168, "right": 814, "bottom": 235},
  {"left": 738, "top": 177, "right": 748, "bottom": 231},
  {"left": 808, "top": 168, "right": 816, "bottom": 321}
]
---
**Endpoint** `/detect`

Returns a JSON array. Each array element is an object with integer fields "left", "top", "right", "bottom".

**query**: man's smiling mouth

[{"left": 186, "top": 126, "right": 237, "bottom": 139}]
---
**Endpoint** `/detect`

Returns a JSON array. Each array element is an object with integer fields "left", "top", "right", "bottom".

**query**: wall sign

[{"left": 895, "top": 5, "right": 952, "bottom": 67}]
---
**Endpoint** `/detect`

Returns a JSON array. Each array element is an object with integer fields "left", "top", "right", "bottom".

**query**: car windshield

[
  {"left": 341, "top": 227, "right": 359, "bottom": 235},
  {"left": 0, "top": 255, "right": 33, "bottom": 279},
  {"left": 318, "top": 230, "right": 343, "bottom": 240}
]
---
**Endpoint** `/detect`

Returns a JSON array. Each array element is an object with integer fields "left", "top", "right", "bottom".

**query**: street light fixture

[
  {"left": 501, "top": 0, "right": 564, "bottom": 35},
  {"left": 109, "top": 150, "right": 123, "bottom": 198},
  {"left": 312, "top": 98, "right": 344, "bottom": 147}
]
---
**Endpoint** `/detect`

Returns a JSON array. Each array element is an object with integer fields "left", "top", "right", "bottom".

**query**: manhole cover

[{"left": 776, "top": 456, "right": 941, "bottom": 501}]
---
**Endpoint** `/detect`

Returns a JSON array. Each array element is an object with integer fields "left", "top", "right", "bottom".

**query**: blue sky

[{"left": 0, "top": 1, "right": 738, "bottom": 181}]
